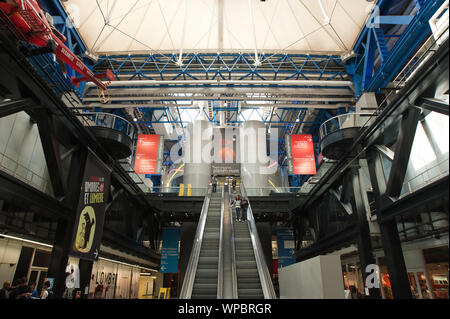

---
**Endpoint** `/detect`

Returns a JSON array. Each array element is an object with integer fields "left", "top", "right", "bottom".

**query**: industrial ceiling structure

[
  {"left": 62, "top": 0, "right": 375, "bottom": 55},
  {"left": 34, "top": 0, "right": 442, "bottom": 181}
]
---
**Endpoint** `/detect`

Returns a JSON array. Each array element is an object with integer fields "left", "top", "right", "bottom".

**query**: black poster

[{"left": 70, "top": 151, "right": 111, "bottom": 261}]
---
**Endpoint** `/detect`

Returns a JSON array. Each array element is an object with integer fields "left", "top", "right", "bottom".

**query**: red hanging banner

[
  {"left": 290, "top": 134, "right": 317, "bottom": 175},
  {"left": 134, "top": 135, "right": 160, "bottom": 175}
]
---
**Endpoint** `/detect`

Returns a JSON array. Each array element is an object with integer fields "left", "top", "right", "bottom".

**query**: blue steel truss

[
  {"left": 347, "top": 0, "right": 446, "bottom": 97},
  {"left": 93, "top": 53, "right": 348, "bottom": 82}
]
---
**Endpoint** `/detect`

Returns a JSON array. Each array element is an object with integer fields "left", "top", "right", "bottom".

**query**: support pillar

[
  {"left": 78, "top": 259, "right": 93, "bottom": 299},
  {"left": 46, "top": 148, "right": 87, "bottom": 298},
  {"left": 367, "top": 149, "right": 412, "bottom": 298},
  {"left": 348, "top": 164, "right": 381, "bottom": 299}
]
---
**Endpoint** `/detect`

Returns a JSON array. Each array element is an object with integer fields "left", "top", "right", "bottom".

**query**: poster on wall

[
  {"left": 290, "top": 134, "right": 316, "bottom": 175},
  {"left": 70, "top": 151, "right": 111, "bottom": 261},
  {"left": 276, "top": 228, "right": 296, "bottom": 269},
  {"left": 134, "top": 134, "right": 161, "bottom": 175},
  {"left": 160, "top": 228, "right": 180, "bottom": 273}
]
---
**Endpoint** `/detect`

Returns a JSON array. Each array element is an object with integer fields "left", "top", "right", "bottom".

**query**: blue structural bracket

[
  {"left": 37, "top": 0, "right": 94, "bottom": 96},
  {"left": 348, "top": 0, "right": 446, "bottom": 97}
]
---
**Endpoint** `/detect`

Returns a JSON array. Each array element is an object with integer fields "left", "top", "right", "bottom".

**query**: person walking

[
  {"left": 230, "top": 195, "right": 242, "bottom": 222},
  {"left": 241, "top": 196, "right": 249, "bottom": 222}
]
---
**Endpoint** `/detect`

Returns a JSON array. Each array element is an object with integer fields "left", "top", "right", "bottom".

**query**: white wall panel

[{"left": 0, "top": 112, "right": 51, "bottom": 194}]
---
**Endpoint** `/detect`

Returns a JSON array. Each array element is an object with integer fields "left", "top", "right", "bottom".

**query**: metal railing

[
  {"left": 179, "top": 185, "right": 212, "bottom": 299},
  {"left": 240, "top": 184, "right": 277, "bottom": 299},
  {"left": 401, "top": 157, "right": 449, "bottom": 197},
  {"left": 319, "top": 113, "right": 375, "bottom": 140},
  {"left": 217, "top": 186, "right": 225, "bottom": 299},
  {"left": 227, "top": 185, "right": 239, "bottom": 299},
  {"left": 0, "top": 152, "right": 50, "bottom": 195},
  {"left": 77, "top": 112, "right": 135, "bottom": 140},
  {"left": 150, "top": 187, "right": 208, "bottom": 197}
]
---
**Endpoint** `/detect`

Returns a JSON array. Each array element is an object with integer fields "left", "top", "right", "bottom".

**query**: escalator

[
  {"left": 180, "top": 186, "right": 224, "bottom": 299},
  {"left": 230, "top": 185, "right": 276, "bottom": 299},
  {"left": 180, "top": 183, "right": 276, "bottom": 299},
  {"left": 234, "top": 221, "right": 264, "bottom": 298},
  {"left": 191, "top": 189, "right": 222, "bottom": 298}
]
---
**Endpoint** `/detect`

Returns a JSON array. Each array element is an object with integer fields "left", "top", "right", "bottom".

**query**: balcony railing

[
  {"left": 319, "top": 113, "right": 375, "bottom": 140},
  {"left": 77, "top": 112, "right": 135, "bottom": 140}
]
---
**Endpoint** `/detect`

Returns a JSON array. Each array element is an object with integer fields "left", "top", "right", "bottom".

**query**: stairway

[
  {"left": 234, "top": 221, "right": 264, "bottom": 299},
  {"left": 191, "top": 189, "right": 222, "bottom": 299}
]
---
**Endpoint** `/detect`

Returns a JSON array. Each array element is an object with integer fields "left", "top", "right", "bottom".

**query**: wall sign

[
  {"left": 276, "top": 228, "right": 296, "bottom": 269},
  {"left": 70, "top": 151, "right": 111, "bottom": 261},
  {"left": 160, "top": 228, "right": 180, "bottom": 273},
  {"left": 290, "top": 134, "right": 317, "bottom": 175},
  {"left": 134, "top": 135, "right": 161, "bottom": 175}
]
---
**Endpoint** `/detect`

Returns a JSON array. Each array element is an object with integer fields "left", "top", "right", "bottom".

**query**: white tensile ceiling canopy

[{"left": 62, "top": 0, "right": 376, "bottom": 55}]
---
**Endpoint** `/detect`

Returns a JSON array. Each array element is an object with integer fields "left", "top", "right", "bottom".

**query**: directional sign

[
  {"left": 160, "top": 228, "right": 180, "bottom": 273},
  {"left": 276, "top": 228, "right": 297, "bottom": 269}
]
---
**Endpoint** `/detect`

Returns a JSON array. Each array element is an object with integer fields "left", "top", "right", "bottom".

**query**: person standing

[
  {"left": 0, "top": 281, "right": 11, "bottom": 299},
  {"left": 212, "top": 176, "right": 218, "bottom": 193},
  {"left": 40, "top": 281, "right": 51, "bottom": 299},
  {"left": 230, "top": 195, "right": 241, "bottom": 222},
  {"left": 11, "top": 277, "right": 30, "bottom": 299},
  {"left": 29, "top": 282, "right": 39, "bottom": 299},
  {"left": 231, "top": 179, "right": 237, "bottom": 192},
  {"left": 241, "top": 197, "right": 249, "bottom": 222}
]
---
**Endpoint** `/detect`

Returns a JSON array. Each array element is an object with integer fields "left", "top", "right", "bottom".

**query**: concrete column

[{"left": 240, "top": 120, "right": 269, "bottom": 195}]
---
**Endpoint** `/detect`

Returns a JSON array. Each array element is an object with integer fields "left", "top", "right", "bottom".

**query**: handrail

[
  {"left": 217, "top": 186, "right": 225, "bottom": 298},
  {"left": 179, "top": 185, "right": 212, "bottom": 299},
  {"left": 240, "top": 184, "right": 277, "bottom": 299},
  {"left": 227, "top": 185, "right": 239, "bottom": 299}
]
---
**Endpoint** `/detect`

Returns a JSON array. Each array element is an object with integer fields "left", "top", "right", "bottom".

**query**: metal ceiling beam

[
  {"left": 84, "top": 87, "right": 352, "bottom": 97},
  {"left": 86, "top": 79, "right": 353, "bottom": 88},
  {"left": 82, "top": 103, "right": 347, "bottom": 110},
  {"left": 416, "top": 97, "right": 449, "bottom": 115}
]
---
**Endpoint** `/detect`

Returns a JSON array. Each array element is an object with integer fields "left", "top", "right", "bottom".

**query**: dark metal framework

[
  {"left": 293, "top": 37, "right": 449, "bottom": 299},
  {"left": 0, "top": 32, "right": 161, "bottom": 297}
]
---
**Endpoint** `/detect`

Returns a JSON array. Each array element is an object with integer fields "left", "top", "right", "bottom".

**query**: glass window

[
  {"left": 425, "top": 112, "right": 449, "bottom": 154},
  {"left": 410, "top": 123, "right": 436, "bottom": 170},
  {"left": 13, "top": 246, "right": 34, "bottom": 283},
  {"left": 32, "top": 250, "right": 51, "bottom": 268}
]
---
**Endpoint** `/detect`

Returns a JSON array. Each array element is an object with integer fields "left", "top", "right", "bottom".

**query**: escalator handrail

[
  {"left": 179, "top": 185, "right": 213, "bottom": 299},
  {"left": 217, "top": 186, "right": 225, "bottom": 298},
  {"left": 227, "top": 185, "right": 239, "bottom": 299},
  {"left": 240, "top": 184, "right": 277, "bottom": 299}
]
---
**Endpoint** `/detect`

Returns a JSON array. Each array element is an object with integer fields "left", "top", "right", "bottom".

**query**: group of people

[
  {"left": 211, "top": 176, "right": 238, "bottom": 193},
  {"left": 230, "top": 195, "right": 249, "bottom": 222},
  {"left": 0, "top": 278, "right": 52, "bottom": 300}
]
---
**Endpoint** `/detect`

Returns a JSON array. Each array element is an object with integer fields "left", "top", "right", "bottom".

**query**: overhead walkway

[{"left": 180, "top": 183, "right": 276, "bottom": 299}]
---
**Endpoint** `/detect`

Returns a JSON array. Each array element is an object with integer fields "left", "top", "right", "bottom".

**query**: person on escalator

[
  {"left": 241, "top": 197, "right": 249, "bottom": 222},
  {"left": 212, "top": 176, "right": 218, "bottom": 193},
  {"left": 230, "top": 195, "right": 241, "bottom": 222},
  {"left": 231, "top": 179, "right": 237, "bottom": 192}
]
